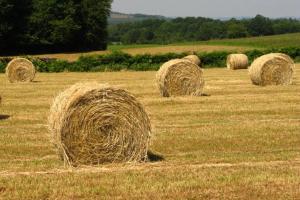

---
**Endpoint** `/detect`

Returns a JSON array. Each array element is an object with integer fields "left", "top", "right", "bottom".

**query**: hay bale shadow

[
  {"left": 147, "top": 150, "right": 165, "bottom": 162},
  {"left": 0, "top": 115, "right": 10, "bottom": 120},
  {"left": 200, "top": 93, "right": 211, "bottom": 97}
]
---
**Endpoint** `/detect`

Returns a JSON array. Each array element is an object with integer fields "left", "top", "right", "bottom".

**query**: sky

[{"left": 111, "top": 0, "right": 300, "bottom": 18}]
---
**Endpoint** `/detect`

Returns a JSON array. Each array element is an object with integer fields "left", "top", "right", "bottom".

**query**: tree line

[
  {"left": 108, "top": 15, "right": 300, "bottom": 44},
  {"left": 0, "top": 0, "right": 112, "bottom": 55}
]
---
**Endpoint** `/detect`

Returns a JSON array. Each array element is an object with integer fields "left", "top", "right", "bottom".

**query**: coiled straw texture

[
  {"left": 183, "top": 55, "right": 201, "bottom": 66},
  {"left": 227, "top": 54, "right": 249, "bottom": 70},
  {"left": 156, "top": 59, "right": 205, "bottom": 97},
  {"left": 5, "top": 58, "right": 36, "bottom": 83},
  {"left": 48, "top": 82, "right": 151, "bottom": 166},
  {"left": 249, "top": 53, "right": 294, "bottom": 86}
]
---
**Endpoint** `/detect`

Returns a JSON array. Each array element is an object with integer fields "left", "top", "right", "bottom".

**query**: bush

[
  {"left": 198, "top": 51, "right": 229, "bottom": 67},
  {"left": 1, "top": 47, "right": 299, "bottom": 73},
  {"left": 0, "top": 61, "right": 5, "bottom": 73}
]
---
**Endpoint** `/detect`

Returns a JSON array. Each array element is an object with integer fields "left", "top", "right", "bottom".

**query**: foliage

[
  {"left": 0, "top": 0, "right": 31, "bottom": 51},
  {"left": 0, "top": 60, "right": 5, "bottom": 73},
  {"left": 1, "top": 47, "right": 299, "bottom": 73},
  {"left": 108, "top": 15, "right": 300, "bottom": 44},
  {"left": 0, "top": 0, "right": 112, "bottom": 55}
]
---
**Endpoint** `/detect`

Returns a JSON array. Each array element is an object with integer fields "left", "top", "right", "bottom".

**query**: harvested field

[
  {"left": 2, "top": 45, "right": 252, "bottom": 62},
  {"left": 0, "top": 64, "right": 299, "bottom": 199},
  {"left": 123, "top": 44, "right": 252, "bottom": 56},
  {"left": 34, "top": 50, "right": 110, "bottom": 62}
]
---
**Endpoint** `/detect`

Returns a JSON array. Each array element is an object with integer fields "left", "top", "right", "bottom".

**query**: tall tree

[
  {"left": 80, "top": 0, "right": 112, "bottom": 50},
  {"left": 247, "top": 15, "right": 274, "bottom": 36},
  {"left": 0, "top": 0, "right": 112, "bottom": 54},
  {"left": 27, "top": 0, "right": 81, "bottom": 51},
  {"left": 0, "top": 0, "right": 31, "bottom": 53}
]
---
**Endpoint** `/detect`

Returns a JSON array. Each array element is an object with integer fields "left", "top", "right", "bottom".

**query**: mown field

[
  {"left": 0, "top": 64, "right": 299, "bottom": 199},
  {"left": 28, "top": 32, "right": 300, "bottom": 62},
  {"left": 35, "top": 44, "right": 253, "bottom": 62},
  {"left": 200, "top": 32, "right": 300, "bottom": 48},
  {"left": 109, "top": 32, "right": 300, "bottom": 50}
]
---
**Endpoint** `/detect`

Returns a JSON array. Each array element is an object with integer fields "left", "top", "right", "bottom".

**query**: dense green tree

[
  {"left": 0, "top": 0, "right": 112, "bottom": 54},
  {"left": 121, "top": 29, "right": 141, "bottom": 44},
  {"left": 247, "top": 14, "right": 274, "bottom": 36},
  {"left": 273, "top": 19, "right": 300, "bottom": 34},
  {"left": 80, "top": 0, "right": 112, "bottom": 50},
  {"left": 0, "top": 0, "right": 31, "bottom": 52},
  {"left": 27, "top": 0, "right": 81, "bottom": 51},
  {"left": 108, "top": 15, "right": 300, "bottom": 45},
  {"left": 226, "top": 19, "right": 248, "bottom": 38}
]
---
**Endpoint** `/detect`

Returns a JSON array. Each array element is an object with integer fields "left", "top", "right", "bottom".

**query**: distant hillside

[
  {"left": 108, "top": 14, "right": 300, "bottom": 45},
  {"left": 109, "top": 11, "right": 169, "bottom": 24}
]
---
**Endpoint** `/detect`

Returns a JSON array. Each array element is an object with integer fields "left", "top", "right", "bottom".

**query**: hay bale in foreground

[
  {"left": 227, "top": 54, "right": 249, "bottom": 70},
  {"left": 156, "top": 59, "right": 205, "bottom": 97},
  {"left": 249, "top": 53, "right": 295, "bottom": 86},
  {"left": 5, "top": 58, "right": 36, "bottom": 83},
  {"left": 183, "top": 55, "right": 201, "bottom": 66},
  {"left": 48, "top": 83, "right": 151, "bottom": 166}
]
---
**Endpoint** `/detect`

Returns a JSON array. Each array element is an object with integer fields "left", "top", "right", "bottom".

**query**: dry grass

[
  {"left": 1, "top": 45, "right": 252, "bottom": 62},
  {"left": 123, "top": 44, "right": 252, "bottom": 56},
  {"left": 0, "top": 64, "right": 299, "bottom": 199},
  {"left": 34, "top": 50, "right": 110, "bottom": 62}
]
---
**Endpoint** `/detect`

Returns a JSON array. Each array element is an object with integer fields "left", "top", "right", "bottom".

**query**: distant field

[
  {"left": 109, "top": 32, "right": 300, "bottom": 50},
  {"left": 122, "top": 45, "right": 253, "bottom": 56},
  {"left": 34, "top": 45, "right": 253, "bottom": 62},
  {"left": 0, "top": 65, "right": 299, "bottom": 199},
  {"left": 3, "top": 33, "right": 300, "bottom": 62},
  {"left": 200, "top": 32, "right": 300, "bottom": 48}
]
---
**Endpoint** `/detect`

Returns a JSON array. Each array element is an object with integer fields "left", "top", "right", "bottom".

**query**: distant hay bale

[
  {"left": 249, "top": 53, "right": 295, "bottom": 86},
  {"left": 48, "top": 82, "right": 151, "bottom": 166},
  {"left": 183, "top": 55, "right": 201, "bottom": 66},
  {"left": 227, "top": 54, "right": 249, "bottom": 70},
  {"left": 156, "top": 59, "right": 205, "bottom": 97},
  {"left": 5, "top": 58, "right": 36, "bottom": 83}
]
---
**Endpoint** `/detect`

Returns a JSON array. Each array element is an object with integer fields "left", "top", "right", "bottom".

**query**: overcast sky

[{"left": 112, "top": 0, "right": 300, "bottom": 18}]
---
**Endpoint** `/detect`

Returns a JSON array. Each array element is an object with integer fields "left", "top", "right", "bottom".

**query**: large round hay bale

[
  {"left": 48, "top": 83, "right": 151, "bottom": 166},
  {"left": 5, "top": 58, "right": 36, "bottom": 83},
  {"left": 156, "top": 59, "right": 205, "bottom": 97},
  {"left": 227, "top": 54, "right": 249, "bottom": 70},
  {"left": 249, "top": 53, "right": 295, "bottom": 86},
  {"left": 183, "top": 55, "right": 201, "bottom": 66}
]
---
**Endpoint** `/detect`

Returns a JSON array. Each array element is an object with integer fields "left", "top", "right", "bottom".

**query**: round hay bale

[
  {"left": 183, "top": 55, "right": 201, "bottom": 66},
  {"left": 5, "top": 58, "right": 36, "bottom": 83},
  {"left": 249, "top": 53, "right": 295, "bottom": 86},
  {"left": 227, "top": 54, "right": 249, "bottom": 70},
  {"left": 156, "top": 59, "right": 205, "bottom": 97},
  {"left": 48, "top": 82, "right": 151, "bottom": 166}
]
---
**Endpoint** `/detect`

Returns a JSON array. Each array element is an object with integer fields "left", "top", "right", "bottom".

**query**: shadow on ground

[
  {"left": 0, "top": 115, "right": 10, "bottom": 120},
  {"left": 201, "top": 93, "right": 211, "bottom": 96},
  {"left": 147, "top": 150, "right": 165, "bottom": 162}
]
